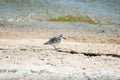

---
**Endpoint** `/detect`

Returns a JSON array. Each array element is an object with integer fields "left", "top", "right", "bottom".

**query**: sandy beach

[
  {"left": 0, "top": 0, "right": 120, "bottom": 79},
  {"left": 0, "top": 27, "right": 120, "bottom": 80}
]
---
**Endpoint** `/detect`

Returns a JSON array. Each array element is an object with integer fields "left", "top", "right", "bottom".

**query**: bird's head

[{"left": 59, "top": 34, "right": 66, "bottom": 40}]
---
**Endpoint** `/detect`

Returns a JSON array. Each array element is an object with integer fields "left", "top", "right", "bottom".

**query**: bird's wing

[{"left": 44, "top": 37, "right": 57, "bottom": 44}]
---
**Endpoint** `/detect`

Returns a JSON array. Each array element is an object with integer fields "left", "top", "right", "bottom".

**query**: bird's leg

[{"left": 53, "top": 45, "right": 57, "bottom": 51}]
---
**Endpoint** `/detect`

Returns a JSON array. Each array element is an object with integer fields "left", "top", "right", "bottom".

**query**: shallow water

[{"left": 0, "top": 0, "right": 120, "bottom": 31}]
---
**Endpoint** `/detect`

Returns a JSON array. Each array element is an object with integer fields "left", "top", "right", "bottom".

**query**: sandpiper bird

[{"left": 44, "top": 34, "right": 66, "bottom": 51}]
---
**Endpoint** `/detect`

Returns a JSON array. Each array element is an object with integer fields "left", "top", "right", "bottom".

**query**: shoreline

[{"left": 0, "top": 27, "right": 120, "bottom": 44}]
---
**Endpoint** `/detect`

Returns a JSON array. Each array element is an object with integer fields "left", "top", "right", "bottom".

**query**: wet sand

[
  {"left": 0, "top": 27, "right": 120, "bottom": 44},
  {"left": 0, "top": 27, "right": 120, "bottom": 80}
]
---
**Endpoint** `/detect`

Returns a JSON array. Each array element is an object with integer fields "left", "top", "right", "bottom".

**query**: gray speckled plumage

[
  {"left": 44, "top": 34, "right": 63, "bottom": 45},
  {"left": 44, "top": 34, "right": 65, "bottom": 51}
]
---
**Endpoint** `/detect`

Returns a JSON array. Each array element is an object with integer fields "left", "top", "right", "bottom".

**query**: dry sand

[{"left": 0, "top": 27, "right": 120, "bottom": 80}]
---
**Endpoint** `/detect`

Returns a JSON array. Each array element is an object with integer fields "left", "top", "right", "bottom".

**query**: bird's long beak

[{"left": 63, "top": 37, "right": 66, "bottom": 40}]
